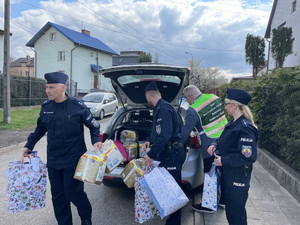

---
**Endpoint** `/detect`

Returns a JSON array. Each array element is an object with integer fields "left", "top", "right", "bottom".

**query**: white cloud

[{"left": 2, "top": 0, "right": 273, "bottom": 78}]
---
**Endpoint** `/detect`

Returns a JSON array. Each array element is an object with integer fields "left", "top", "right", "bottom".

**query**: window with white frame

[
  {"left": 58, "top": 51, "right": 65, "bottom": 61},
  {"left": 292, "top": 0, "right": 297, "bottom": 13},
  {"left": 49, "top": 32, "right": 56, "bottom": 41}
]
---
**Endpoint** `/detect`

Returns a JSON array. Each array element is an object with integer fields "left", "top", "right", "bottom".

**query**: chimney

[{"left": 82, "top": 29, "right": 90, "bottom": 36}]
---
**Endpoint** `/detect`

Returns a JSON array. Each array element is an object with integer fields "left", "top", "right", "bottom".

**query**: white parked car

[{"left": 81, "top": 92, "right": 118, "bottom": 120}]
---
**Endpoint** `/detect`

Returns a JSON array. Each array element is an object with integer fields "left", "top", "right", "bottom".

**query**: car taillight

[
  {"left": 104, "top": 176, "right": 114, "bottom": 180},
  {"left": 100, "top": 133, "right": 104, "bottom": 142},
  {"left": 181, "top": 180, "right": 189, "bottom": 184}
]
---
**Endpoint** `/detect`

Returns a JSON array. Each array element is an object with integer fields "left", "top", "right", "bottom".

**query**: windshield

[
  {"left": 117, "top": 75, "right": 181, "bottom": 85},
  {"left": 82, "top": 93, "right": 104, "bottom": 103}
]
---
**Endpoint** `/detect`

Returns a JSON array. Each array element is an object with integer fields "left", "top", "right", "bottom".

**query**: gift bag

[
  {"left": 134, "top": 176, "right": 159, "bottom": 223},
  {"left": 6, "top": 160, "right": 47, "bottom": 213},
  {"left": 141, "top": 167, "right": 189, "bottom": 219},
  {"left": 201, "top": 163, "right": 220, "bottom": 211}
]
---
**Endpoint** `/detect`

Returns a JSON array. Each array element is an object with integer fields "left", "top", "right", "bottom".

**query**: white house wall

[
  {"left": 33, "top": 26, "right": 113, "bottom": 93},
  {"left": 34, "top": 27, "right": 74, "bottom": 78},
  {"left": 72, "top": 47, "right": 113, "bottom": 93},
  {"left": 269, "top": 0, "right": 300, "bottom": 69}
]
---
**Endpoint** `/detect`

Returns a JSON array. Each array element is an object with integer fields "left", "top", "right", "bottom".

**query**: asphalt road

[{"left": 0, "top": 116, "right": 195, "bottom": 225}]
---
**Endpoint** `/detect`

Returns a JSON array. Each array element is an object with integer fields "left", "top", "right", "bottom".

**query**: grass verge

[{"left": 0, "top": 107, "right": 40, "bottom": 130}]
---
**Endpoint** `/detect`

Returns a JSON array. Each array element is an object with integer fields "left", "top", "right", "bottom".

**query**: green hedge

[
  {"left": 219, "top": 66, "right": 300, "bottom": 172},
  {"left": 0, "top": 75, "right": 48, "bottom": 107}
]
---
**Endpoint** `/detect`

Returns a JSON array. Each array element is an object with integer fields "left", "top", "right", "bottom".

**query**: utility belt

[{"left": 166, "top": 141, "right": 183, "bottom": 153}]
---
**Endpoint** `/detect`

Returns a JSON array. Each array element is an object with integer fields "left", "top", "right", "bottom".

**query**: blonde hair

[{"left": 225, "top": 98, "right": 257, "bottom": 129}]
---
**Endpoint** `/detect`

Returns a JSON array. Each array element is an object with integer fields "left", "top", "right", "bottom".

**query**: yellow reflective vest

[{"left": 190, "top": 94, "right": 228, "bottom": 138}]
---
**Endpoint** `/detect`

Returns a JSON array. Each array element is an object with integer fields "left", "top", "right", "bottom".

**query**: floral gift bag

[
  {"left": 6, "top": 160, "right": 48, "bottom": 213},
  {"left": 134, "top": 176, "right": 159, "bottom": 223}
]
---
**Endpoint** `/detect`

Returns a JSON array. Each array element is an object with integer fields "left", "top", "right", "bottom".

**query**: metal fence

[{"left": 0, "top": 75, "right": 77, "bottom": 107}]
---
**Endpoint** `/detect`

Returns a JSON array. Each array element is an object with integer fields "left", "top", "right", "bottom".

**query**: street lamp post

[{"left": 185, "top": 52, "right": 194, "bottom": 83}]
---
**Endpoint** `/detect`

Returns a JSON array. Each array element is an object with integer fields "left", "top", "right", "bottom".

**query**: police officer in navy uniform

[
  {"left": 22, "top": 72, "right": 102, "bottom": 225},
  {"left": 207, "top": 88, "right": 258, "bottom": 225},
  {"left": 143, "top": 81, "right": 185, "bottom": 225}
]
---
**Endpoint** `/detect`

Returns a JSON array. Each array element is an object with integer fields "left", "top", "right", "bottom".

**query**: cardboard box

[
  {"left": 121, "top": 158, "right": 146, "bottom": 188},
  {"left": 74, "top": 154, "right": 106, "bottom": 184},
  {"left": 123, "top": 142, "right": 138, "bottom": 160},
  {"left": 102, "top": 140, "right": 125, "bottom": 173}
]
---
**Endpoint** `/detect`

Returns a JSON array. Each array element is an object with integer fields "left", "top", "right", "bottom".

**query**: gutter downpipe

[
  {"left": 70, "top": 45, "right": 79, "bottom": 96},
  {"left": 266, "top": 38, "right": 270, "bottom": 75},
  {"left": 30, "top": 47, "right": 37, "bottom": 78}
]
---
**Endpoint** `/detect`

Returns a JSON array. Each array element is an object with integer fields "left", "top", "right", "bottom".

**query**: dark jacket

[
  {"left": 147, "top": 98, "right": 183, "bottom": 162},
  {"left": 217, "top": 115, "right": 258, "bottom": 170},
  {"left": 25, "top": 96, "right": 100, "bottom": 169}
]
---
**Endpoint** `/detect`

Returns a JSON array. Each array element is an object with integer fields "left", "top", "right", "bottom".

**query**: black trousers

[
  {"left": 223, "top": 170, "right": 250, "bottom": 225},
  {"left": 48, "top": 166, "right": 92, "bottom": 225}
]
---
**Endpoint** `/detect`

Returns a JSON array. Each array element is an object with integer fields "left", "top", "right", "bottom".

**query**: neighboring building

[
  {"left": 26, "top": 21, "right": 118, "bottom": 95},
  {"left": 0, "top": 29, "right": 4, "bottom": 74},
  {"left": 112, "top": 51, "right": 143, "bottom": 66},
  {"left": 265, "top": 0, "right": 300, "bottom": 70},
  {"left": 10, "top": 56, "right": 34, "bottom": 77}
]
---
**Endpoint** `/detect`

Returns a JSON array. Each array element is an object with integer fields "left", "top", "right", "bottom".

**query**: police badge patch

[
  {"left": 156, "top": 125, "right": 161, "bottom": 134},
  {"left": 242, "top": 145, "right": 252, "bottom": 158},
  {"left": 91, "top": 118, "right": 100, "bottom": 128}
]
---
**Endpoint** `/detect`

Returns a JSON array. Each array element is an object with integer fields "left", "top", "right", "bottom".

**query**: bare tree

[{"left": 189, "top": 59, "right": 226, "bottom": 92}]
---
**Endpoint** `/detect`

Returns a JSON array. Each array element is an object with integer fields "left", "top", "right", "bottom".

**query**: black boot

[{"left": 81, "top": 219, "right": 92, "bottom": 225}]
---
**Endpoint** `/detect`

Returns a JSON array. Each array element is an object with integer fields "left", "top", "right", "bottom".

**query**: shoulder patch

[
  {"left": 241, "top": 145, "right": 252, "bottom": 158},
  {"left": 91, "top": 118, "right": 100, "bottom": 128}
]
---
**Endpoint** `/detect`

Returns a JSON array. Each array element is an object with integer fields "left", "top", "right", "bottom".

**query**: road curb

[
  {"left": 0, "top": 141, "right": 27, "bottom": 153},
  {"left": 257, "top": 148, "right": 300, "bottom": 203}
]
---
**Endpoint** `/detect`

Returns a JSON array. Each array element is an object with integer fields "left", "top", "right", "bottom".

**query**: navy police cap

[
  {"left": 226, "top": 88, "right": 252, "bottom": 105},
  {"left": 44, "top": 72, "right": 68, "bottom": 84},
  {"left": 145, "top": 81, "right": 159, "bottom": 92}
]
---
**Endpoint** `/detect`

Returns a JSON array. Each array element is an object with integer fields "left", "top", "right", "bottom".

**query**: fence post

[{"left": 28, "top": 77, "right": 32, "bottom": 106}]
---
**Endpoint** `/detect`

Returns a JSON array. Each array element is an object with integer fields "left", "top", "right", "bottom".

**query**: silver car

[
  {"left": 100, "top": 64, "right": 204, "bottom": 190},
  {"left": 82, "top": 92, "right": 118, "bottom": 120}
]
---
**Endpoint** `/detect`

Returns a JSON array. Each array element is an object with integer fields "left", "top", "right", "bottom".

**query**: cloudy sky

[{"left": 1, "top": 0, "right": 274, "bottom": 78}]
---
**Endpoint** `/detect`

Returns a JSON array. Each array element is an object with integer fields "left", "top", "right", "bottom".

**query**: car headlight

[{"left": 90, "top": 106, "right": 99, "bottom": 113}]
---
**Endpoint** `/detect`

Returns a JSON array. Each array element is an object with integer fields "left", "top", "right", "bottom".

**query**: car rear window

[
  {"left": 117, "top": 75, "right": 181, "bottom": 86},
  {"left": 82, "top": 93, "right": 105, "bottom": 103}
]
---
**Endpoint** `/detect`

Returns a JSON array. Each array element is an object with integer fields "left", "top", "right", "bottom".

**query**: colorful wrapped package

[
  {"left": 121, "top": 158, "right": 147, "bottom": 188},
  {"left": 114, "top": 140, "right": 130, "bottom": 162},
  {"left": 138, "top": 141, "right": 150, "bottom": 158},
  {"left": 201, "top": 164, "right": 220, "bottom": 211},
  {"left": 134, "top": 176, "right": 159, "bottom": 223},
  {"left": 141, "top": 167, "right": 189, "bottom": 219},
  {"left": 6, "top": 160, "right": 47, "bottom": 213},
  {"left": 74, "top": 154, "right": 106, "bottom": 184},
  {"left": 101, "top": 140, "right": 125, "bottom": 173}
]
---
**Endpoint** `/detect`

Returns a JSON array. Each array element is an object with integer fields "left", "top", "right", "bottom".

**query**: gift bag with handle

[
  {"left": 6, "top": 159, "right": 47, "bottom": 213},
  {"left": 201, "top": 163, "right": 220, "bottom": 211},
  {"left": 141, "top": 167, "right": 189, "bottom": 219}
]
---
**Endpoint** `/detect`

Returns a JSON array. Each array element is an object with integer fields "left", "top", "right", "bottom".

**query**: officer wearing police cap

[
  {"left": 22, "top": 72, "right": 102, "bottom": 225},
  {"left": 207, "top": 88, "right": 258, "bottom": 225},
  {"left": 143, "top": 81, "right": 185, "bottom": 225}
]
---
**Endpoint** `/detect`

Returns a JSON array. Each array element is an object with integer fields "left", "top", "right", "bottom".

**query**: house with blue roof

[{"left": 26, "top": 21, "right": 118, "bottom": 95}]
